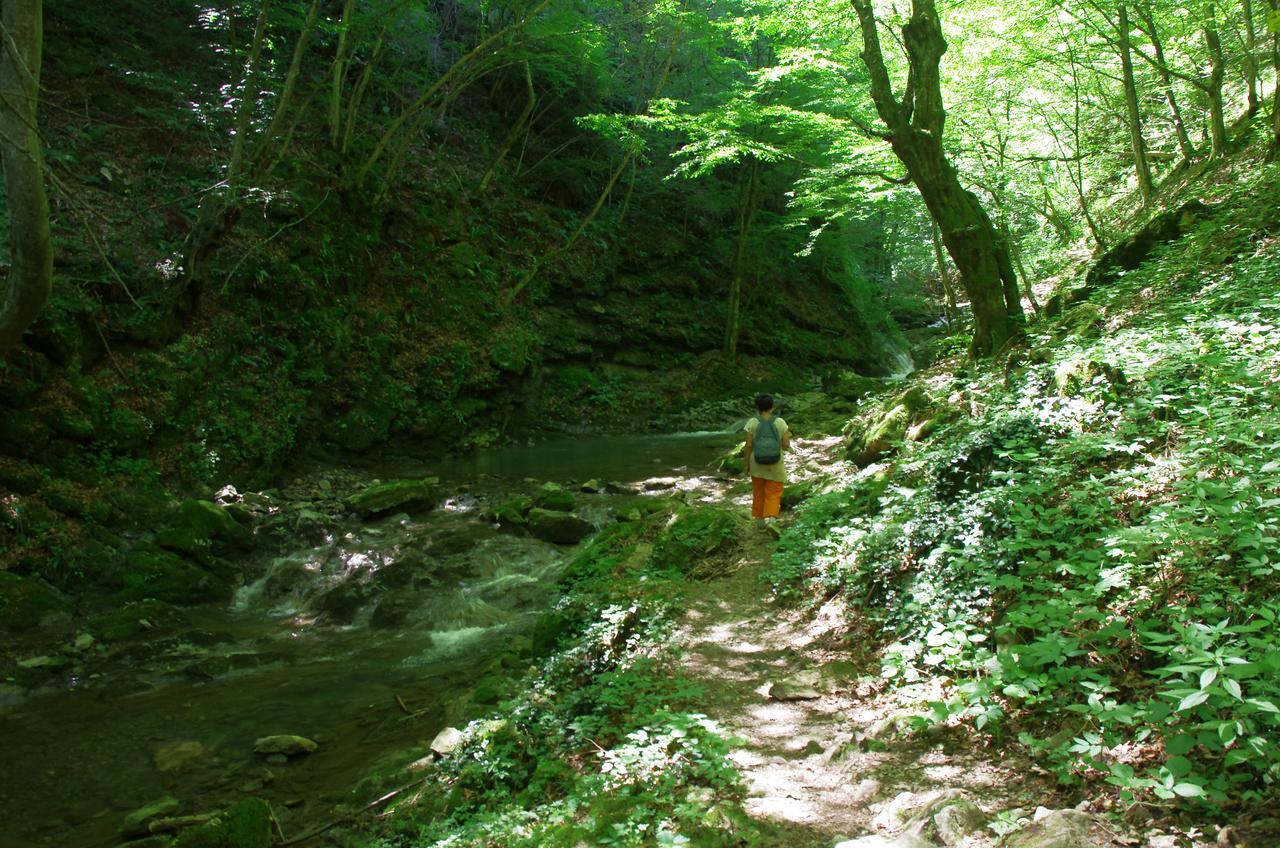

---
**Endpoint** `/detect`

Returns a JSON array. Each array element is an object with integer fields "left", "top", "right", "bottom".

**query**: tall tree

[
  {"left": 850, "top": 0, "right": 1023, "bottom": 356},
  {"left": 0, "top": 0, "right": 52, "bottom": 355}
]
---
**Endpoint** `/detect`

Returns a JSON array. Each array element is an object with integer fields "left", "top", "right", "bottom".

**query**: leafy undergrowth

[
  {"left": 767, "top": 165, "right": 1280, "bottom": 822},
  {"left": 358, "top": 520, "right": 759, "bottom": 848}
]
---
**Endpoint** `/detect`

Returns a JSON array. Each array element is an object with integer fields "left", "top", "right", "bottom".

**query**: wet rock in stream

[
  {"left": 525, "top": 508, "right": 594, "bottom": 545},
  {"left": 252, "top": 734, "right": 318, "bottom": 758}
]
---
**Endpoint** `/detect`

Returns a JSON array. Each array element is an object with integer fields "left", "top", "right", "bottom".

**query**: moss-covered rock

[
  {"left": 345, "top": 477, "right": 439, "bottom": 517},
  {"left": 648, "top": 507, "right": 738, "bottom": 576},
  {"left": 845, "top": 385, "right": 938, "bottom": 466},
  {"left": 490, "top": 496, "right": 533, "bottom": 525},
  {"left": 526, "top": 508, "right": 594, "bottom": 545},
  {"left": 171, "top": 799, "right": 272, "bottom": 848},
  {"left": 611, "top": 496, "right": 679, "bottom": 522},
  {"left": 117, "top": 543, "right": 230, "bottom": 605},
  {"left": 531, "top": 482, "right": 575, "bottom": 512},
  {"left": 180, "top": 499, "right": 241, "bottom": 538},
  {"left": 0, "top": 571, "right": 72, "bottom": 632}
]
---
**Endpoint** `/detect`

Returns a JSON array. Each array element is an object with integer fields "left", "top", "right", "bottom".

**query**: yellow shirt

[{"left": 745, "top": 415, "right": 789, "bottom": 483}]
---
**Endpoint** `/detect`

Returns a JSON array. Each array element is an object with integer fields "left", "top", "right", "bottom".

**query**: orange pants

[{"left": 751, "top": 477, "right": 784, "bottom": 519}]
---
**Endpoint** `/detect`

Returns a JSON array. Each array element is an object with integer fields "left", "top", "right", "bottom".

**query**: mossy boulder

[
  {"left": 531, "top": 483, "right": 575, "bottom": 512},
  {"left": 717, "top": 443, "right": 746, "bottom": 475},
  {"left": 526, "top": 508, "right": 594, "bottom": 545},
  {"left": 612, "top": 496, "right": 679, "bottom": 522},
  {"left": 490, "top": 496, "right": 533, "bottom": 525},
  {"left": 649, "top": 507, "right": 738, "bottom": 576},
  {"left": 171, "top": 798, "right": 272, "bottom": 848},
  {"left": 845, "top": 385, "right": 937, "bottom": 467},
  {"left": 0, "top": 572, "right": 72, "bottom": 633},
  {"left": 345, "top": 477, "right": 439, "bottom": 517},
  {"left": 180, "top": 499, "right": 241, "bottom": 538},
  {"left": 157, "top": 500, "right": 251, "bottom": 557},
  {"left": 117, "top": 543, "right": 230, "bottom": 605}
]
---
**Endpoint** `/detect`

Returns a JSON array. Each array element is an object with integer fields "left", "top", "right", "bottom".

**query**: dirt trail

[{"left": 672, "top": 438, "right": 1047, "bottom": 848}]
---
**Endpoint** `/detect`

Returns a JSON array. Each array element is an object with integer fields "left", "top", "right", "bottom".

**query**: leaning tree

[{"left": 850, "top": 0, "right": 1023, "bottom": 356}]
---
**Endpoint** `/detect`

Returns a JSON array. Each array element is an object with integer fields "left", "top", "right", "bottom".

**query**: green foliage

[
  {"left": 365, "top": 508, "right": 752, "bottom": 848},
  {"left": 770, "top": 190, "right": 1280, "bottom": 811}
]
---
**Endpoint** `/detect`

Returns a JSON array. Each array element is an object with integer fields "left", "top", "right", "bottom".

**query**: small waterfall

[{"left": 883, "top": 337, "right": 916, "bottom": 377}]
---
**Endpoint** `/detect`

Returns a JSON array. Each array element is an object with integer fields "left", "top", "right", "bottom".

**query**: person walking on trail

[{"left": 743, "top": 393, "right": 790, "bottom": 520}]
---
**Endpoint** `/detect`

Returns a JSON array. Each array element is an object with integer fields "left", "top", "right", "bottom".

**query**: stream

[{"left": 0, "top": 430, "right": 740, "bottom": 848}]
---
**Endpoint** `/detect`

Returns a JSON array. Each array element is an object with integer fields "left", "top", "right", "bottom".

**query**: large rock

[
  {"left": 345, "top": 478, "right": 439, "bottom": 518},
  {"left": 430, "top": 726, "right": 464, "bottom": 756},
  {"left": 117, "top": 543, "right": 230, "bottom": 605},
  {"left": 834, "top": 835, "right": 934, "bottom": 848},
  {"left": 0, "top": 572, "right": 71, "bottom": 633},
  {"left": 525, "top": 508, "right": 594, "bottom": 545},
  {"left": 531, "top": 482, "right": 575, "bottom": 512},
  {"left": 999, "top": 809, "right": 1111, "bottom": 848},
  {"left": 252, "top": 735, "right": 318, "bottom": 757},
  {"left": 180, "top": 499, "right": 242, "bottom": 539}
]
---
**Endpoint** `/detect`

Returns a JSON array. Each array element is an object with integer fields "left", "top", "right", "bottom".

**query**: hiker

[{"left": 743, "top": 394, "right": 790, "bottom": 520}]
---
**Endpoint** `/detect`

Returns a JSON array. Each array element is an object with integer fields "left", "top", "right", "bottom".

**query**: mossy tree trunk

[
  {"left": 1117, "top": 4, "right": 1154, "bottom": 209},
  {"left": 1202, "top": 3, "right": 1229, "bottom": 159},
  {"left": 850, "top": 0, "right": 1023, "bottom": 357},
  {"left": 0, "top": 0, "right": 52, "bottom": 355}
]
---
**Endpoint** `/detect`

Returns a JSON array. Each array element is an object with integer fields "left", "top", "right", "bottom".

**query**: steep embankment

[{"left": 1, "top": 1, "right": 902, "bottom": 595}]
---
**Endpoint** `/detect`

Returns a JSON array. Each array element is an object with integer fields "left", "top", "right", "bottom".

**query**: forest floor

[{"left": 669, "top": 437, "right": 1072, "bottom": 848}]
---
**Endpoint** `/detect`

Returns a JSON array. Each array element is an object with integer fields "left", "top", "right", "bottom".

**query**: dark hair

[{"left": 754, "top": 393, "right": 774, "bottom": 412}]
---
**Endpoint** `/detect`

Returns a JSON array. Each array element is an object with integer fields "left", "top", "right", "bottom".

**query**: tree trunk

[
  {"left": 1242, "top": 0, "right": 1260, "bottom": 117},
  {"left": 931, "top": 218, "right": 957, "bottom": 326},
  {"left": 724, "top": 159, "right": 760, "bottom": 359},
  {"left": 1117, "top": 4, "right": 1154, "bottom": 208},
  {"left": 0, "top": 0, "right": 53, "bottom": 355},
  {"left": 1270, "top": 0, "right": 1280, "bottom": 159},
  {"left": 1134, "top": 2, "right": 1198, "bottom": 163},
  {"left": 1001, "top": 221, "right": 1040, "bottom": 315},
  {"left": 1202, "top": 3, "right": 1229, "bottom": 158},
  {"left": 850, "top": 0, "right": 1022, "bottom": 356}
]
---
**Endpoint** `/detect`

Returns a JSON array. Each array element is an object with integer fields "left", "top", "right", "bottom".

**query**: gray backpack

[{"left": 752, "top": 416, "right": 782, "bottom": 465}]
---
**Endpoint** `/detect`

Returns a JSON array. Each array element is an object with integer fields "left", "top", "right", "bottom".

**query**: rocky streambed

[{"left": 0, "top": 430, "right": 740, "bottom": 848}]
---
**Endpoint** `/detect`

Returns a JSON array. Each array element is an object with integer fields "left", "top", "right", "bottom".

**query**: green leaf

[
  {"left": 1166, "top": 755, "right": 1193, "bottom": 778},
  {"left": 1177, "top": 690, "right": 1210, "bottom": 712},
  {"left": 1172, "top": 782, "right": 1205, "bottom": 798},
  {"left": 1223, "top": 678, "right": 1243, "bottom": 700},
  {"left": 1166, "top": 734, "right": 1195, "bottom": 756},
  {"left": 1199, "top": 668, "right": 1218, "bottom": 689},
  {"left": 1246, "top": 698, "right": 1279, "bottom": 714}
]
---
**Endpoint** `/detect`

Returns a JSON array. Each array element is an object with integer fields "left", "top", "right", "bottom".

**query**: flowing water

[{"left": 0, "top": 430, "right": 739, "bottom": 848}]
